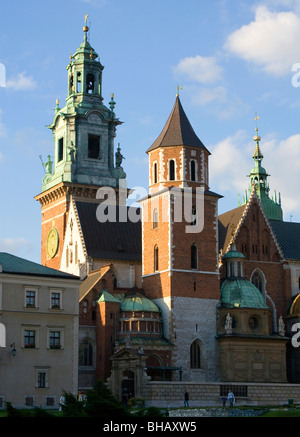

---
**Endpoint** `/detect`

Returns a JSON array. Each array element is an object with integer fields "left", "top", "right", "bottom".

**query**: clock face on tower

[{"left": 46, "top": 227, "right": 59, "bottom": 259}]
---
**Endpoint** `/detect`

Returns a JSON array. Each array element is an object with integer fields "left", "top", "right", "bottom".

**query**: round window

[{"left": 248, "top": 316, "right": 259, "bottom": 330}]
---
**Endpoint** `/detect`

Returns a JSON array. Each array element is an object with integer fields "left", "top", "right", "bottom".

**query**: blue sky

[{"left": 0, "top": 0, "right": 300, "bottom": 263}]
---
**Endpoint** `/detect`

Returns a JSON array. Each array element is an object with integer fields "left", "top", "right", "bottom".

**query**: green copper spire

[
  {"left": 40, "top": 16, "right": 126, "bottom": 192},
  {"left": 240, "top": 115, "right": 283, "bottom": 221}
]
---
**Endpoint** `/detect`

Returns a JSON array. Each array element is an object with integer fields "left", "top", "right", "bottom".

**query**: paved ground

[{"left": 168, "top": 407, "right": 267, "bottom": 417}]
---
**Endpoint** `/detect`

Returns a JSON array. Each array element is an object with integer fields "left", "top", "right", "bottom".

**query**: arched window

[
  {"left": 153, "top": 208, "right": 158, "bottom": 229},
  {"left": 86, "top": 73, "right": 95, "bottom": 94},
  {"left": 191, "top": 160, "right": 196, "bottom": 181},
  {"left": 153, "top": 162, "right": 158, "bottom": 184},
  {"left": 79, "top": 340, "right": 93, "bottom": 366},
  {"left": 191, "top": 244, "right": 198, "bottom": 269},
  {"left": 191, "top": 205, "right": 197, "bottom": 226},
  {"left": 76, "top": 72, "right": 82, "bottom": 93},
  {"left": 169, "top": 159, "right": 175, "bottom": 181},
  {"left": 190, "top": 340, "right": 201, "bottom": 368},
  {"left": 154, "top": 245, "right": 159, "bottom": 271},
  {"left": 251, "top": 269, "right": 265, "bottom": 293}
]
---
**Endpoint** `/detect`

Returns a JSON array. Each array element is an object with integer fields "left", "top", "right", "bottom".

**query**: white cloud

[
  {"left": 262, "top": 133, "right": 300, "bottom": 216},
  {"left": 224, "top": 5, "right": 300, "bottom": 76},
  {"left": 0, "top": 237, "right": 33, "bottom": 257},
  {"left": 190, "top": 86, "right": 228, "bottom": 106},
  {"left": 183, "top": 84, "right": 248, "bottom": 119},
  {"left": 210, "top": 130, "right": 252, "bottom": 192},
  {"left": 173, "top": 55, "right": 223, "bottom": 84},
  {"left": 6, "top": 72, "right": 37, "bottom": 91}
]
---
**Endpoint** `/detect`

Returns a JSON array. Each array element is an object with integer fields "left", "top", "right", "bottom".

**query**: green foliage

[
  {"left": 5, "top": 402, "right": 24, "bottom": 417},
  {"left": 128, "top": 397, "right": 145, "bottom": 408},
  {"left": 60, "top": 391, "right": 86, "bottom": 417},
  {"left": 60, "top": 379, "right": 129, "bottom": 418},
  {"left": 84, "top": 379, "right": 129, "bottom": 418},
  {"left": 132, "top": 406, "right": 164, "bottom": 417}
]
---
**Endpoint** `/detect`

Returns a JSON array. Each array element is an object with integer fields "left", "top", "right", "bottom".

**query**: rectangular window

[
  {"left": 46, "top": 397, "right": 55, "bottom": 406},
  {"left": 51, "top": 292, "right": 60, "bottom": 309},
  {"left": 35, "top": 367, "right": 49, "bottom": 389},
  {"left": 58, "top": 137, "right": 64, "bottom": 162},
  {"left": 38, "top": 373, "right": 46, "bottom": 388},
  {"left": 88, "top": 134, "right": 100, "bottom": 159},
  {"left": 49, "top": 331, "right": 61, "bottom": 349},
  {"left": 25, "top": 290, "right": 36, "bottom": 308},
  {"left": 24, "top": 330, "right": 35, "bottom": 348},
  {"left": 25, "top": 396, "right": 34, "bottom": 407}
]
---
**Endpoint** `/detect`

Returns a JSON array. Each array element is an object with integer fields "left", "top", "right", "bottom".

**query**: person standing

[
  {"left": 228, "top": 390, "right": 235, "bottom": 407},
  {"left": 184, "top": 390, "right": 189, "bottom": 407}
]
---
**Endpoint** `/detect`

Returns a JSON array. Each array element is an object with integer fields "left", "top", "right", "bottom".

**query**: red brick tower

[{"left": 140, "top": 95, "right": 222, "bottom": 381}]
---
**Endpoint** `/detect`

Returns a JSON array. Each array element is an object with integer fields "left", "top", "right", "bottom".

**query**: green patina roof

[
  {"left": 0, "top": 252, "right": 79, "bottom": 280},
  {"left": 220, "top": 278, "right": 269, "bottom": 309},
  {"left": 97, "top": 289, "right": 121, "bottom": 303},
  {"left": 120, "top": 296, "right": 160, "bottom": 313},
  {"left": 222, "top": 250, "right": 245, "bottom": 260}
]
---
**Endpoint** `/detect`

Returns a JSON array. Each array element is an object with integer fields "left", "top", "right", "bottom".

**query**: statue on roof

[
  {"left": 44, "top": 155, "right": 53, "bottom": 174},
  {"left": 225, "top": 313, "right": 233, "bottom": 334},
  {"left": 115, "top": 144, "right": 125, "bottom": 168}
]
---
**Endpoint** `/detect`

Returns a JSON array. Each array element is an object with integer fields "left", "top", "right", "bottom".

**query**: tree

[
  {"left": 84, "top": 380, "right": 129, "bottom": 418},
  {"left": 61, "top": 380, "right": 129, "bottom": 418}
]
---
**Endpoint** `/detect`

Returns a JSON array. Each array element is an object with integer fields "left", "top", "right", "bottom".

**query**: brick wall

[{"left": 146, "top": 381, "right": 300, "bottom": 407}]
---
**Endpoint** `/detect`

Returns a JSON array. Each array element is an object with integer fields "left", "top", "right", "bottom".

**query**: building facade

[
  {"left": 33, "top": 21, "right": 300, "bottom": 400},
  {"left": 0, "top": 253, "right": 80, "bottom": 409}
]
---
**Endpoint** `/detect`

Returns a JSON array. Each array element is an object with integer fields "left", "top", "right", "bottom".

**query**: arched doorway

[{"left": 121, "top": 370, "right": 134, "bottom": 405}]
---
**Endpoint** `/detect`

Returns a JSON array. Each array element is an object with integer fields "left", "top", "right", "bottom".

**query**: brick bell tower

[
  {"left": 35, "top": 16, "right": 126, "bottom": 269},
  {"left": 140, "top": 93, "right": 222, "bottom": 381}
]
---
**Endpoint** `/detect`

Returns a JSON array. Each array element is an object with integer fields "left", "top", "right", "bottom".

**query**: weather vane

[
  {"left": 176, "top": 84, "right": 182, "bottom": 97},
  {"left": 254, "top": 112, "right": 259, "bottom": 131}
]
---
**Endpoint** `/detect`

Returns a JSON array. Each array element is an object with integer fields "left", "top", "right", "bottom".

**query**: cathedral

[{"left": 35, "top": 21, "right": 300, "bottom": 400}]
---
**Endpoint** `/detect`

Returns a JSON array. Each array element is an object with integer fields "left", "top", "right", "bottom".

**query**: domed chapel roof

[
  {"left": 120, "top": 295, "right": 160, "bottom": 313},
  {"left": 220, "top": 244, "right": 269, "bottom": 309}
]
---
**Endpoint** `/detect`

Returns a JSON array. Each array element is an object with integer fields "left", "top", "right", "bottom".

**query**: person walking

[
  {"left": 228, "top": 390, "right": 235, "bottom": 407},
  {"left": 184, "top": 390, "right": 189, "bottom": 407}
]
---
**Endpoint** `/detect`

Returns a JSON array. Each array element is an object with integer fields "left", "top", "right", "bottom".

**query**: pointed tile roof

[
  {"left": 269, "top": 219, "right": 300, "bottom": 260},
  {"left": 75, "top": 201, "right": 141, "bottom": 261},
  {"left": 147, "top": 96, "right": 209, "bottom": 153}
]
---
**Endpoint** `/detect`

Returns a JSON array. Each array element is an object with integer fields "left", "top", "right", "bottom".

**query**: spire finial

[
  {"left": 253, "top": 112, "right": 261, "bottom": 143},
  {"left": 253, "top": 112, "right": 261, "bottom": 146},
  {"left": 176, "top": 84, "right": 182, "bottom": 97},
  {"left": 83, "top": 13, "right": 89, "bottom": 39}
]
